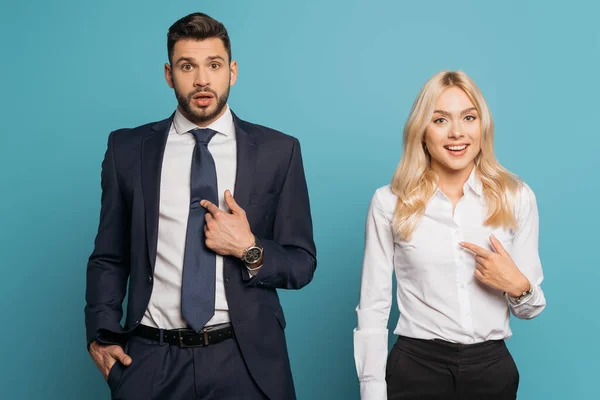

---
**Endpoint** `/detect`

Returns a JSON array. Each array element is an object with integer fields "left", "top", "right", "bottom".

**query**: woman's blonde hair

[{"left": 391, "top": 70, "right": 520, "bottom": 240}]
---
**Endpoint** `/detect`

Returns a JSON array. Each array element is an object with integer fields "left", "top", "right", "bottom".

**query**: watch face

[{"left": 245, "top": 247, "right": 262, "bottom": 263}]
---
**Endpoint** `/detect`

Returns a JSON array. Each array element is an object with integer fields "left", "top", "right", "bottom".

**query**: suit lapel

[
  {"left": 142, "top": 115, "right": 172, "bottom": 271},
  {"left": 142, "top": 111, "right": 257, "bottom": 275},
  {"left": 224, "top": 113, "right": 258, "bottom": 282},
  {"left": 232, "top": 112, "right": 257, "bottom": 209}
]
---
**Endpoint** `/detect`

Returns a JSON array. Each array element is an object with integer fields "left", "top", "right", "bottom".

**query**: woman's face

[{"left": 423, "top": 86, "right": 482, "bottom": 177}]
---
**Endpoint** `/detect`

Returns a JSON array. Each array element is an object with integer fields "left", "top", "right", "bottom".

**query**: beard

[{"left": 174, "top": 81, "right": 230, "bottom": 126}]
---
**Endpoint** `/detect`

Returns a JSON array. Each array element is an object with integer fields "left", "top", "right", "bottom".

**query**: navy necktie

[{"left": 181, "top": 128, "right": 218, "bottom": 332}]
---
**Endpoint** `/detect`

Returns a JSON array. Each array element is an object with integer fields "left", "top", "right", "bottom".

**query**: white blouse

[{"left": 353, "top": 169, "right": 546, "bottom": 400}]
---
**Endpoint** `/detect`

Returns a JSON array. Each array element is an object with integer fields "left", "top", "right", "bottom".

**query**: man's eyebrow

[
  {"left": 174, "top": 56, "right": 197, "bottom": 65},
  {"left": 206, "top": 56, "right": 226, "bottom": 62}
]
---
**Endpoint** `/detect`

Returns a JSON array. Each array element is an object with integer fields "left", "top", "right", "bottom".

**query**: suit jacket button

[{"left": 148, "top": 275, "right": 153, "bottom": 283}]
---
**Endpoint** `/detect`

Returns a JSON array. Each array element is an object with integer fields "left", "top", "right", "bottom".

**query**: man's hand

[
  {"left": 459, "top": 235, "right": 530, "bottom": 298},
  {"left": 89, "top": 340, "right": 132, "bottom": 381},
  {"left": 201, "top": 190, "right": 255, "bottom": 259}
]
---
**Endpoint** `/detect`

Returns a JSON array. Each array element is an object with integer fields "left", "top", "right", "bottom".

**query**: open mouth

[
  {"left": 443, "top": 144, "right": 469, "bottom": 156},
  {"left": 193, "top": 92, "right": 214, "bottom": 99},
  {"left": 192, "top": 92, "right": 215, "bottom": 107}
]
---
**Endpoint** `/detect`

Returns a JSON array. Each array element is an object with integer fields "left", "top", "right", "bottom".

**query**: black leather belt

[{"left": 132, "top": 323, "right": 234, "bottom": 348}]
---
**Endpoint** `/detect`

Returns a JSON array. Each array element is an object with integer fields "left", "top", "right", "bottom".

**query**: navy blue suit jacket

[{"left": 85, "top": 111, "right": 317, "bottom": 399}]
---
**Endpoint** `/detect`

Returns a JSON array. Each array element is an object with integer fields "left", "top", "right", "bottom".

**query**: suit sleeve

[
  {"left": 84, "top": 131, "right": 131, "bottom": 348},
  {"left": 243, "top": 138, "right": 317, "bottom": 289}
]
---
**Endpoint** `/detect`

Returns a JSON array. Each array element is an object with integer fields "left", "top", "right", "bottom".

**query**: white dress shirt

[
  {"left": 353, "top": 169, "right": 546, "bottom": 400},
  {"left": 141, "top": 105, "right": 239, "bottom": 329}
]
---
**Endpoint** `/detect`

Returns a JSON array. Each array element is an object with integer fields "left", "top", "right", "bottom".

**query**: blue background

[{"left": 1, "top": 0, "right": 598, "bottom": 399}]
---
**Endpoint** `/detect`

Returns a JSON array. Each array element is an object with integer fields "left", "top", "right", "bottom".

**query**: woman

[{"left": 353, "top": 70, "right": 546, "bottom": 400}]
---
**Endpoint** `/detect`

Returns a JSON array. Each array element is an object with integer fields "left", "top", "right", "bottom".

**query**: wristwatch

[
  {"left": 509, "top": 283, "right": 533, "bottom": 303},
  {"left": 241, "top": 237, "right": 263, "bottom": 265}
]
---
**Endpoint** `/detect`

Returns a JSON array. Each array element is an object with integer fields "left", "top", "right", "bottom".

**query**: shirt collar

[
  {"left": 464, "top": 167, "right": 483, "bottom": 197},
  {"left": 432, "top": 166, "right": 483, "bottom": 199},
  {"left": 173, "top": 104, "right": 234, "bottom": 137}
]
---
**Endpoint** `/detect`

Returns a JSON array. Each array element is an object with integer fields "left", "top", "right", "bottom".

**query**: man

[{"left": 85, "top": 12, "right": 316, "bottom": 400}]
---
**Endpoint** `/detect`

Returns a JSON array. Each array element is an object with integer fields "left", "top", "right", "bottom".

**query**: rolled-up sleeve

[{"left": 507, "top": 183, "right": 546, "bottom": 319}]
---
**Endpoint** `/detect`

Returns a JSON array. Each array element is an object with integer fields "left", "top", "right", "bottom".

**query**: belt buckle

[{"left": 177, "top": 329, "right": 209, "bottom": 347}]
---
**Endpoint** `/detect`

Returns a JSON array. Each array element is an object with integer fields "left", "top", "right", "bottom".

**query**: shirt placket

[{"left": 451, "top": 197, "right": 475, "bottom": 342}]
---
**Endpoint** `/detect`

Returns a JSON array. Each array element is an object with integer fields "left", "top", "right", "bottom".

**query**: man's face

[{"left": 165, "top": 38, "right": 237, "bottom": 127}]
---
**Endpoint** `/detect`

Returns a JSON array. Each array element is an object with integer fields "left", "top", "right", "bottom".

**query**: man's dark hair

[{"left": 167, "top": 13, "right": 231, "bottom": 64}]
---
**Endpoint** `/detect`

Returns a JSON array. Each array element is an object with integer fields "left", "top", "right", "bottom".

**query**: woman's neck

[{"left": 431, "top": 162, "right": 475, "bottom": 207}]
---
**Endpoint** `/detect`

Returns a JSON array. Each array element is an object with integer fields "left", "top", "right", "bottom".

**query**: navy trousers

[{"left": 107, "top": 333, "right": 267, "bottom": 400}]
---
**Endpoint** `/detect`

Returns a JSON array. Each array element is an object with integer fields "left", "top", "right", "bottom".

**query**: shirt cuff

[
  {"left": 353, "top": 327, "right": 388, "bottom": 400},
  {"left": 246, "top": 263, "right": 263, "bottom": 277},
  {"left": 507, "top": 285, "right": 535, "bottom": 307},
  {"left": 359, "top": 380, "right": 387, "bottom": 400}
]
